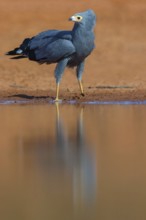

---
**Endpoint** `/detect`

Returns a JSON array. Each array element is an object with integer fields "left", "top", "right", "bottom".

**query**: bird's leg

[
  {"left": 55, "top": 83, "right": 60, "bottom": 102},
  {"left": 76, "top": 61, "right": 85, "bottom": 96},
  {"left": 78, "top": 80, "right": 84, "bottom": 95},
  {"left": 54, "top": 58, "right": 69, "bottom": 102}
]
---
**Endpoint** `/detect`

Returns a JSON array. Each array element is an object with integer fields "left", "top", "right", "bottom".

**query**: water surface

[{"left": 0, "top": 103, "right": 146, "bottom": 220}]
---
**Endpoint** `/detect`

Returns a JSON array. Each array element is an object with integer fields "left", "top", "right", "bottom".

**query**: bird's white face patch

[{"left": 70, "top": 15, "right": 83, "bottom": 22}]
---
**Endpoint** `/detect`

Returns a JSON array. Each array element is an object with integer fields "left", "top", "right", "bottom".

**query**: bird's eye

[{"left": 76, "top": 16, "right": 82, "bottom": 21}]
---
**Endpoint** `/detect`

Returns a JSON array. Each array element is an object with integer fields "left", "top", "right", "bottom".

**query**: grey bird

[{"left": 6, "top": 9, "right": 96, "bottom": 101}]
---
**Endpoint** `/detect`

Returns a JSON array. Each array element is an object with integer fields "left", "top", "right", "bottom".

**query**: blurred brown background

[{"left": 0, "top": 0, "right": 146, "bottom": 101}]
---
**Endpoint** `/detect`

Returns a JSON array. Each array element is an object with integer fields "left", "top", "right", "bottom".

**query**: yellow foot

[{"left": 54, "top": 98, "right": 62, "bottom": 103}]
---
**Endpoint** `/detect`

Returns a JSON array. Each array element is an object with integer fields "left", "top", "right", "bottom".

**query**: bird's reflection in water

[
  {"left": 55, "top": 103, "right": 97, "bottom": 205},
  {"left": 18, "top": 104, "right": 97, "bottom": 206}
]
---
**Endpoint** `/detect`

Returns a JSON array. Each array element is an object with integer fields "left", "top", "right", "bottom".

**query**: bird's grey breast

[{"left": 72, "top": 27, "right": 95, "bottom": 59}]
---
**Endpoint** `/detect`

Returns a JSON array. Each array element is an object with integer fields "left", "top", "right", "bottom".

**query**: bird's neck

[
  {"left": 72, "top": 23, "right": 87, "bottom": 36},
  {"left": 72, "top": 24, "right": 94, "bottom": 57}
]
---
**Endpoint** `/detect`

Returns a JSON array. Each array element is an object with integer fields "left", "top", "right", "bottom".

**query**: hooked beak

[{"left": 69, "top": 16, "right": 76, "bottom": 22}]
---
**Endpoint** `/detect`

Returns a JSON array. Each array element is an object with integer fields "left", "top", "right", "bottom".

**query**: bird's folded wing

[
  {"left": 29, "top": 38, "right": 76, "bottom": 62},
  {"left": 32, "top": 30, "right": 72, "bottom": 41},
  {"left": 27, "top": 30, "right": 75, "bottom": 62}
]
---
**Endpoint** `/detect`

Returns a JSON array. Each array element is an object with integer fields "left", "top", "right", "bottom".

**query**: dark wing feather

[
  {"left": 34, "top": 39, "right": 75, "bottom": 62},
  {"left": 27, "top": 30, "right": 75, "bottom": 62},
  {"left": 32, "top": 30, "right": 72, "bottom": 41}
]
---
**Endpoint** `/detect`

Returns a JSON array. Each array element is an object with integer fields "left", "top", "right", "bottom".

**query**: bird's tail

[
  {"left": 6, "top": 38, "right": 31, "bottom": 58},
  {"left": 6, "top": 48, "right": 23, "bottom": 55}
]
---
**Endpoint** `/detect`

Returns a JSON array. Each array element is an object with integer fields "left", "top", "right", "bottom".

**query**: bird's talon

[
  {"left": 54, "top": 98, "right": 62, "bottom": 103},
  {"left": 81, "top": 93, "right": 85, "bottom": 97}
]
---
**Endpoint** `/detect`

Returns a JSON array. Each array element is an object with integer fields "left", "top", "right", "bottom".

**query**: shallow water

[{"left": 0, "top": 103, "right": 146, "bottom": 220}]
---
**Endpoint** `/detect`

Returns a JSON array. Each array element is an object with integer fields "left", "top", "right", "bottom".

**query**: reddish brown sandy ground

[{"left": 0, "top": 0, "right": 146, "bottom": 103}]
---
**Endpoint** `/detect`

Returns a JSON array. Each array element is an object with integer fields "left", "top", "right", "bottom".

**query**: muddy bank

[{"left": 1, "top": 87, "right": 146, "bottom": 104}]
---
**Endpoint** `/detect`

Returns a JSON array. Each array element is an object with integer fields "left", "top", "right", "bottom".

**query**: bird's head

[{"left": 69, "top": 9, "right": 96, "bottom": 30}]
